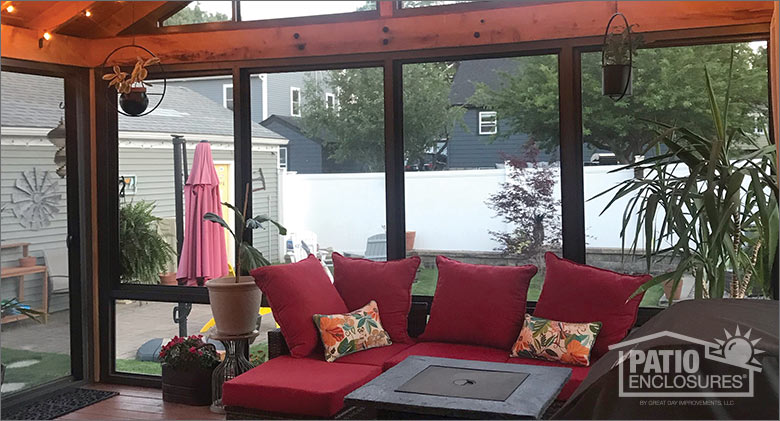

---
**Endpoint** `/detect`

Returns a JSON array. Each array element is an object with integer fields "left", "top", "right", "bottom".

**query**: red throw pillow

[
  {"left": 533, "top": 252, "right": 651, "bottom": 357},
  {"left": 420, "top": 256, "right": 537, "bottom": 350},
  {"left": 251, "top": 255, "right": 348, "bottom": 358},
  {"left": 332, "top": 253, "right": 421, "bottom": 344}
]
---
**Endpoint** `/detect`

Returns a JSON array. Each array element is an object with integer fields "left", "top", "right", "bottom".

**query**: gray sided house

[
  {"left": 165, "top": 72, "right": 344, "bottom": 174},
  {"left": 1, "top": 71, "right": 287, "bottom": 315},
  {"left": 448, "top": 58, "right": 534, "bottom": 169}
]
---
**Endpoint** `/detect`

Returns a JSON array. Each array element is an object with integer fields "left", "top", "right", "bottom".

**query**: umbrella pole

[{"left": 172, "top": 135, "right": 191, "bottom": 337}]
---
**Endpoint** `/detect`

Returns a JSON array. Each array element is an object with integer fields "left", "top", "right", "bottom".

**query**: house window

[
  {"left": 290, "top": 87, "right": 301, "bottom": 116},
  {"left": 223, "top": 84, "right": 234, "bottom": 111},
  {"left": 478, "top": 111, "right": 497, "bottom": 135},
  {"left": 279, "top": 146, "right": 288, "bottom": 169},
  {"left": 325, "top": 93, "right": 336, "bottom": 109}
]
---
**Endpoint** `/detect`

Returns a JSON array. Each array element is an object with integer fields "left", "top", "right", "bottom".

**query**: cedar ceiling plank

[
  {"left": 62, "top": 1, "right": 168, "bottom": 38},
  {"left": 26, "top": 1, "right": 95, "bottom": 31},
  {"left": 118, "top": 2, "right": 190, "bottom": 37}
]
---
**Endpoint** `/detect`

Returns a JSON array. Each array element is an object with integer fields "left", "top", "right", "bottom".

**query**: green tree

[
  {"left": 300, "top": 63, "right": 464, "bottom": 171},
  {"left": 164, "top": 2, "right": 229, "bottom": 26},
  {"left": 471, "top": 43, "right": 768, "bottom": 163}
]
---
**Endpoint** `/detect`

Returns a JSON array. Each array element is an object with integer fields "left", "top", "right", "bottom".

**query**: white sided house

[{"left": 0, "top": 71, "right": 288, "bottom": 315}]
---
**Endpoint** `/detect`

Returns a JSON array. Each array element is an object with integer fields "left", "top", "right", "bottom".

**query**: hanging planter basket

[
  {"left": 601, "top": 13, "right": 634, "bottom": 101},
  {"left": 101, "top": 44, "right": 166, "bottom": 117}
]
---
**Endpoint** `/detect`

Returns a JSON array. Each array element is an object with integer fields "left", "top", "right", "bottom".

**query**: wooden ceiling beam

[
  {"left": 91, "top": 1, "right": 773, "bottom": 66},
  {"left": 26, "top": 1, "right": 94, "bottom": 32},
  {"left": 1, "top": 1, "right": 774, "bottom": 68},
  {"left": 0, "top": 24, "right": 91, "bottom": 67}
]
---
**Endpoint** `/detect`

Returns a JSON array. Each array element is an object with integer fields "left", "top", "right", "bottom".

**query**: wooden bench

[{"left": 1, "top": 243, "right": 49, "bottom": 323}]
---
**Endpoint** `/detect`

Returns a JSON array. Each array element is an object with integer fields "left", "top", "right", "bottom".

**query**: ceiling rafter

[{"left": 25, "top": 1, "right": 94, "bottom": 32}]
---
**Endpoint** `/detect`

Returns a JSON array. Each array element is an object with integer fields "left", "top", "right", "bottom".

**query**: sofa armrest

[{"left": 267, "top": 328, "right": 289, "bottom": 360}]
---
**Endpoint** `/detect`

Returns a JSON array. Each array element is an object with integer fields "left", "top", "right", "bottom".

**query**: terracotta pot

[
  {"left": 161, "top": 363, "right": 214, "bottom": 406},
  {"left": 119, "top": 87, "right": 149, "bottom": 116},
  {"left": 159, "top": 272, "right": 178, "bottom": 286},
  {"left": 18, "top": 256, "right": 36, "bottom": 267},
  {"left": 663, "top": 279, "right": 683, "bottom": 301},
  {"left": 405, "top": 231, "right": 416, "bottom": 251},
  {"left": 206, "top": 276, "right": 261, "bottom": 336}
]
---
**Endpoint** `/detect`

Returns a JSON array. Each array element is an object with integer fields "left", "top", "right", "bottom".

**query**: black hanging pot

[
  {"left": 120, "top": 86, "right": 149, "bottom": 116},
  {"left": 602, "top": 64, "right": 632, "bottom": 99},
  {"left": 601, "top": 13, "right": 633, "bottom": 101}
]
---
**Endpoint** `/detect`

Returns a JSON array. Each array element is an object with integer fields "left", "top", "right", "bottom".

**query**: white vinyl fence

[{"left": 280, "top": 165, "right": 643, "bottom": 255}]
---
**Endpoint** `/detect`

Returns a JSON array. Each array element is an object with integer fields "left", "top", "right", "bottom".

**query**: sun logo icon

[{"left": 710, "top": 326, "right": 763, "bottom": 368}]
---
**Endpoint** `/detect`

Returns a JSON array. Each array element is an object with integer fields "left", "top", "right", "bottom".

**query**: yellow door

[{"left": 214, "top": 164, "right": 234, "bottom": 264}]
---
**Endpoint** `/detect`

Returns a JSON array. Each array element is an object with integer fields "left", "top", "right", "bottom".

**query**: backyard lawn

[
  {"left": 114, "top": 342, "right": 269, "bottom": 376},
  {"left": 1, "top": 348, "right": 70, "bottom": 393},
  {"left": 411, "top": 267, "right": 664, "bottom": 307}
]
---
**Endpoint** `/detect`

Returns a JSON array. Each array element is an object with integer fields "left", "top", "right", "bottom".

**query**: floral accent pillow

[
  {"left": 510, "top": 314, "right": 602, "bottom": 366},
  {"left": 313, "top": 300, "right": 392, "bottom": 362}
]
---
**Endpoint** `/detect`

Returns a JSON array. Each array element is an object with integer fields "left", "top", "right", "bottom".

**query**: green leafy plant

[
  {"left": 1, "top": 298, "right": 43, "bottom": 322},
  {"left": 159, "top": 335, "right": 219, "bottom": 370},
  {"left": 119, "top": 201, "right": 175, "bottom": 284},
  {"left": 603, "top": 25, "right": 642, "bottom": 66},
  {"left": 204, "top": 184, "right": 287, "bottom": 282},
  {"left": 593, "top": 50, "right": 778, "bottom": 303}
]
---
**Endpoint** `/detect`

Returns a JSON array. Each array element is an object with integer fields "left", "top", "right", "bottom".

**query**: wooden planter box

[{"left": 161, "top": 363, "right": 214, "bottom": 406}]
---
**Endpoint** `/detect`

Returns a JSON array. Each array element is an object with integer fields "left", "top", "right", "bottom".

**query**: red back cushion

[
  {"left": 421, "top": 256, "right": 537, "bottom": 350},
  {"left": 332, "top": 253, "right": 421, "bottom": 344},
  {"left": 533, "top": 252, "right": 651, "bottom": 357},
  {"left": 251, "top": 255, "right": 348, "bottom": 358}
]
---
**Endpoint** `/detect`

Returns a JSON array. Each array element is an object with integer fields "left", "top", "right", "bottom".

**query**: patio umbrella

[{"left": 176, "top": 141, "right": 229, "bottom": 286}]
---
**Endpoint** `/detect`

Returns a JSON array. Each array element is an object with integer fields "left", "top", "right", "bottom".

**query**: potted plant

[
  {"left": 601, "top": 15, "right": 641, "bottom": 100},
  {"left": 204, "top": 184, "right": 286, "bottom": 335},
  {"left": 1, "top": 298, "right": 43, "bottom": 384},
  {"left": 103, "top": 56, "right": 160, "bottom": 116},
  {"left": 594, "top": 51, "right": 778, "bottom": 304},
  {"left": 159, "top": 335, "right": 220, "bottom": 405},
  {"left": 119, "top": 201, "right": 176, "bottom": 284}
]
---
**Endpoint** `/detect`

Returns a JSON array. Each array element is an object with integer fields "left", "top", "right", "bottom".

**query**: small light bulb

[
  {"left": 85, "top": 10, "right": 91, "bottom": 17},
  {"left": 6, "top": 4, "right": 15, "bottom": 13},
  {"left": 43, "top": 32, "right": 52, "bottom": 41}
]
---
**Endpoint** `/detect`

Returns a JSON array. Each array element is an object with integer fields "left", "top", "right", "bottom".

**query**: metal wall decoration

[
  {"left": 7, "top": 168, "right": 62, "bottom": 230},
  {"left": 47, "top": 102, "right": 67, "bottom": 178},
  {"left": 101, "top": 44, "right": 166, "bottom": 117}
]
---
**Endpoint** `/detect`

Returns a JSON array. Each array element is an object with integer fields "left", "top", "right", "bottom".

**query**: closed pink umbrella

[{"left": 176, "top": 141, "right": 229, "bottom": 286}]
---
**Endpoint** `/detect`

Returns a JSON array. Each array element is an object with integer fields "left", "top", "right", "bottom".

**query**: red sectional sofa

[
  {"left": 223, "top": 252, "right": 651, "bottom": 419},
  {"left": 224, "top": 305, "right": 599, "bottom": 419}
]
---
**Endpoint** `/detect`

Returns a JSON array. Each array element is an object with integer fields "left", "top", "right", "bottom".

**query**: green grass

[
  {"left": 411, "top": 267, "right": 664, "bottom": 307},
  {"left": 115, "top": 342, "right": 270, "bottom": 376},
  {"left": 116, "top": 358, "right": 162, "bottom": 376},
  {"left": 1, "top": 348, "right": 70, "bottom": 393}
]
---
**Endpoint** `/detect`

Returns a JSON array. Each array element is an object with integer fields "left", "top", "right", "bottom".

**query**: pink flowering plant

[{"left": 159, "top": 335, "right": 219, "bottom": 370}]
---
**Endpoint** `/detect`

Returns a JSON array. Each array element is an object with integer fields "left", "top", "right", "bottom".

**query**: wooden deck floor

[{"left": 56, "top": 384, "right": 224, "bottom": 420}]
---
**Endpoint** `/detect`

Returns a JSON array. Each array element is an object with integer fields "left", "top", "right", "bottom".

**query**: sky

[{"left": 194, "top": 1, "right": 370, "bottom": 21}]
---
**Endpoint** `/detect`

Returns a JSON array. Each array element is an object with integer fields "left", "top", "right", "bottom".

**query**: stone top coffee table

[{"left": 345, "top": 356, "right": 571, "bottom": 419}]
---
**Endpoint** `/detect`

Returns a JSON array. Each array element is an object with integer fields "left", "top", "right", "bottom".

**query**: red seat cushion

[
  {"left": 533, "top": 252, "right": 651, "bottom": 357},
  {"left": 332, "top": 252, "right": 421, "bottom": 344},
  {"left": 251, "top": 255, "right": 348, "bottom": 358},
  {"left": 382, "top": 341, "right": 509, "bottom": 371},
  {"left": 333, "top": 342, "right": 413, "bottom": 367},
  {"left": 505, "top": 356, "right": 591, "bottom": 400},
  {"left": 420, "top": 256, "right": 537, "bottom": 350},
  {"left": 223, "top": 356, "right": 381, "bottom": 417}
]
